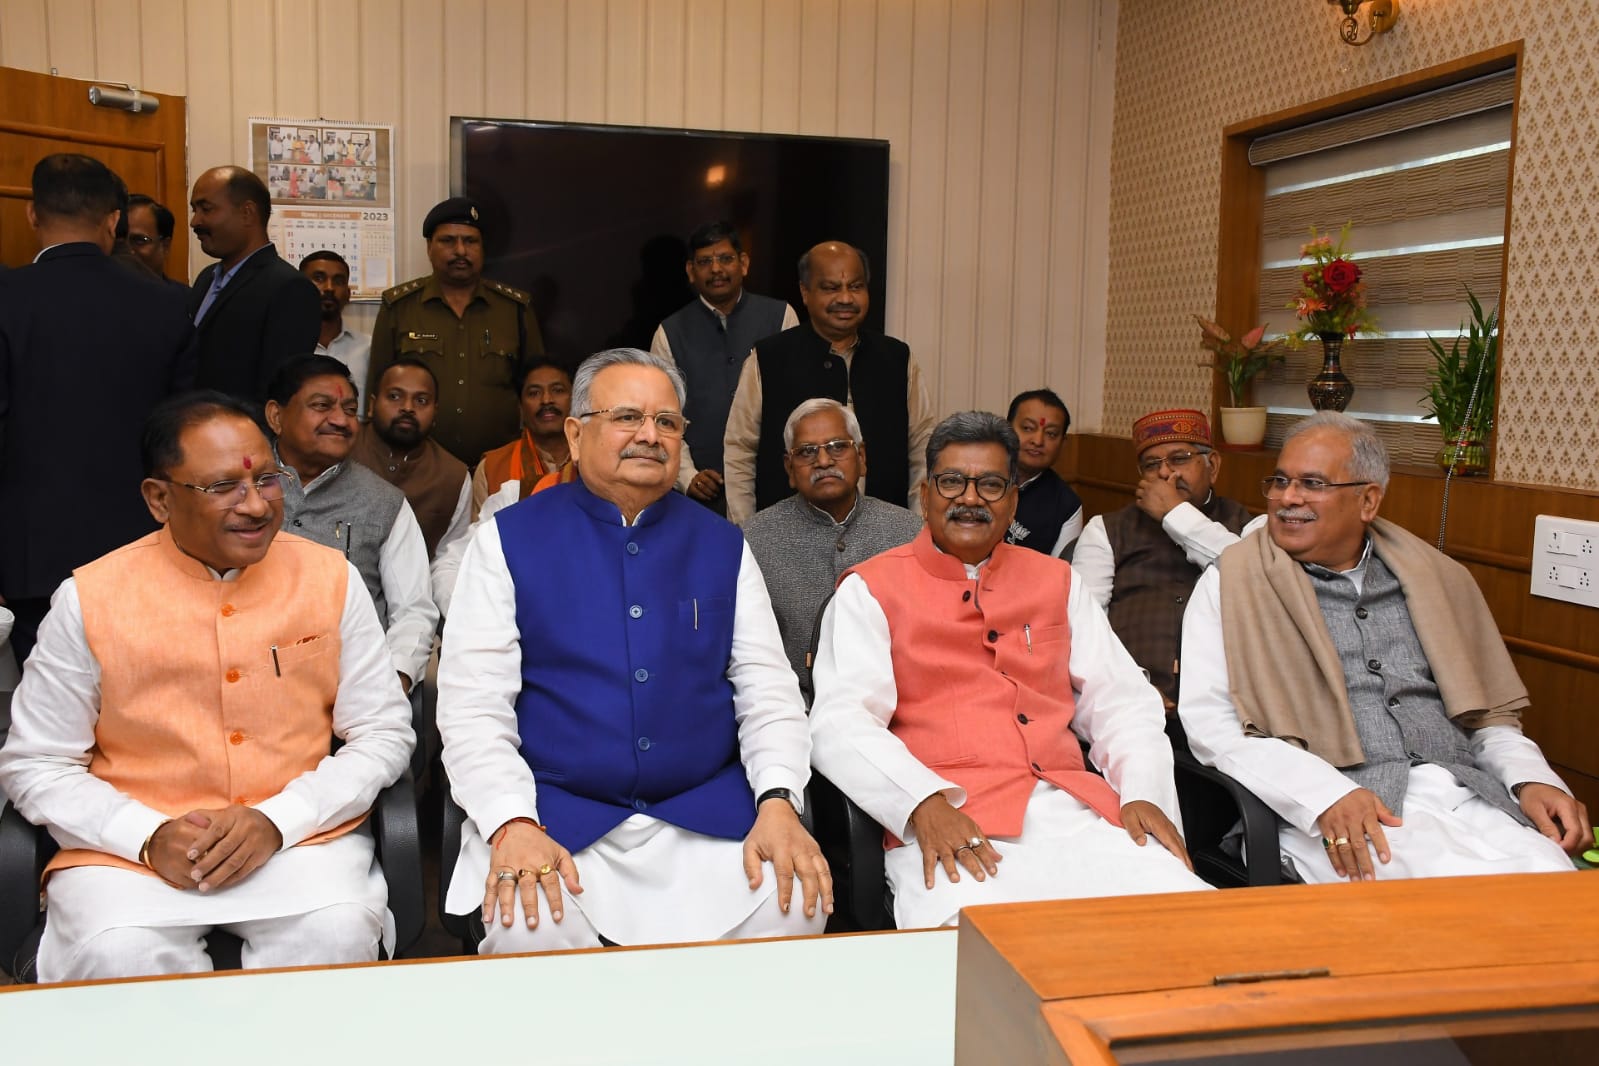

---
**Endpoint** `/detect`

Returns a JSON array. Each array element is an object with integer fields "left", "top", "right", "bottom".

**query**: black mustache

[
  {"left": 535, "top": 404, "right": 562, "bottom": 418},
  {"left": 947, "top": 506, "right": 992, "bottom": 523}
]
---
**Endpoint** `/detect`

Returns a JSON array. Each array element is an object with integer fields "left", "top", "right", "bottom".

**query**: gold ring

[
  {"left": 538, "top": 863, "right": 554, "bottom": 876},
  {"left": 1333, "top": 836, "right": 1350, "bottom": 847},
  {"left": 517, "top": 869, "right": 533, "bottom": 880}
]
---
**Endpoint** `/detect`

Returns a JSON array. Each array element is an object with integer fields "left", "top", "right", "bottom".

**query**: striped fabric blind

[{"left": 1250, "top": 70, "right": 1514, "bottom": 466}]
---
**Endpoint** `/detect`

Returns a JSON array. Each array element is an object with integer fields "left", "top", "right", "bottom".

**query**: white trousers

[
  {"left": 39, "top": 903, "right": 382, "bottom": 983},
  {"left": 1280, "top": 763, "right": 1577, "bottom": 884},
  {"left": 887, "top": 781, "right": 1213, "bottom": 930}
]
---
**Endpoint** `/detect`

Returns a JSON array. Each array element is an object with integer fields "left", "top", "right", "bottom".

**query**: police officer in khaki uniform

[{"left": 368, "top": 197, "right": 544, "bottom": 465}]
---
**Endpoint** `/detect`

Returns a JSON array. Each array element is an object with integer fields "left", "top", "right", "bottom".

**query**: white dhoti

[
  {"left": 452, "top": 814, "right": 827, "bottom": 954},
  {"left": 1278, "top": 764, "right": 1576, "bottom": 884},
  {"left": 38, "top": 827, "right": 390, "bottom": 983},
  {"left": 887, "top": 780, "right": 1213, "bottom": 930}
]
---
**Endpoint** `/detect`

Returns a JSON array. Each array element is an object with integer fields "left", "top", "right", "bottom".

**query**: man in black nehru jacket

[{"left": 722, "top": 240, "right": 934, "bottom": 526}]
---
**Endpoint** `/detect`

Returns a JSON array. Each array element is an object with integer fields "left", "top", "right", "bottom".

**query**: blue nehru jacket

[{"left": 495, "top": 477, "right": 756, "bottom": 854}]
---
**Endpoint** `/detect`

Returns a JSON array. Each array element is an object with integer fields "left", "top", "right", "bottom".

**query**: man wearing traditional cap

[
  {"left": 367, "top": 197, "right": 544, "bottom": 465},
  {"left": 1071, "top": 409, "right": 1252, "bottom": 711}
]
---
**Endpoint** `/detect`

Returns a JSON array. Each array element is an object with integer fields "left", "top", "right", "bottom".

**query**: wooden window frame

[{"left": 1213, "top": 42, "right": 1524, "bottom": 478}]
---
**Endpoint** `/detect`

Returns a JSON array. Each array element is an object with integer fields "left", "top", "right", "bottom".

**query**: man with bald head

[
  {"left": 187, "top": 165, "right": 320, "bottom": 402},
  {"left": 722, "top": 241, "right": 934, "bottom": 526},
  {"left": 1180, "top": 411, "right": 1588, "bottom": 884},
  {"left": 439, "top": 347, "right": 830, "bottom": 953}
]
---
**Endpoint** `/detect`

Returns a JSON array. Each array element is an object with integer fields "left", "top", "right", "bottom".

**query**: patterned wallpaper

[{"left": 1103, "top": 0, "right": 1599, "bottom": 488}]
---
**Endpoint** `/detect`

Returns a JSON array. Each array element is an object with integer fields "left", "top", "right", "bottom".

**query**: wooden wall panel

[
  {"left": 0, "top": 0, "right": 1118, "bottom": 430},
  {"left": 1062, "top": 434, "right": 1599, "bottom": 817}
]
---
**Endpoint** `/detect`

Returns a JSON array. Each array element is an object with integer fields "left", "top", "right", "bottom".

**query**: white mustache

[
  {"left": 621, "top": 443, "right": 668, "bottom": 463},
  {"left": 1274, "top": 507, "right": 1316, "bottom": 521},
  {"left": 809, "top": 468, "right": 845, "bottom": 485}
]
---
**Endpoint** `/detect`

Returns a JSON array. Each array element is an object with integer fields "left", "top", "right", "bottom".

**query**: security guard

[{"left": 368, "top": 197, "right": 544, "bottom": 465}]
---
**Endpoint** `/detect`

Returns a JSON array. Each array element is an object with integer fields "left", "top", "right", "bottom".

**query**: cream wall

[
  {"left": 1103, "top": 0, "right": 1599, "bottom": 489},
  {"left": 0, "top": 0, "right": 1118, "bottom": 428}
]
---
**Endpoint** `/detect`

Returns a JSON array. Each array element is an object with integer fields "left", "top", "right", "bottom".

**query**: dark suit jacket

[
  {"left": 188, "top": 242, "right": 321, "bottom": 401},
  {"left": 0, "top": 242, "right": 198, "bottom": 600}
]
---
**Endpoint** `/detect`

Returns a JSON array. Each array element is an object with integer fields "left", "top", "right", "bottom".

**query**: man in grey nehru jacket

[
  {"left": 1180, "top": 411, "right": 1588, "bottom": 884},
  {"left": 743, "top": 398, "right": 921, "bottom": 700}
]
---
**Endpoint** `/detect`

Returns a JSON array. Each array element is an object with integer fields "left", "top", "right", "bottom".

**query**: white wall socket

[{"left": 1531, "top": 515, "right": 1599, "bottom": 607}]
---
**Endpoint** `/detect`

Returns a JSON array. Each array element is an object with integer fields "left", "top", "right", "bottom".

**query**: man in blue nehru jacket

[{"left": 438, "top": 348, "right": 832, "bottom": 952}]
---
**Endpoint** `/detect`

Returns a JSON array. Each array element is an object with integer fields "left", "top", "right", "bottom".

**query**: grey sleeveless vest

[{"left": 278, "top": 458, "right": 406, "bottom": 628}]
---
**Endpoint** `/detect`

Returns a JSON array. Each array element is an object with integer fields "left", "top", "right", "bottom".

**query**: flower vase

[{"left": 1308, "top": 331, "right": 1355, "bottom": 412}]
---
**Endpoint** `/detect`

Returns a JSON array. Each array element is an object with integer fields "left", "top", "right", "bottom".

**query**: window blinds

[{"left": 1250, "top": 70, "right": 1514, "bottom": 466}]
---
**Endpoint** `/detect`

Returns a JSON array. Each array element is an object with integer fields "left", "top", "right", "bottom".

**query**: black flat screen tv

[{"left": 451, "top": 117, "right": 891, "bottom": 364}]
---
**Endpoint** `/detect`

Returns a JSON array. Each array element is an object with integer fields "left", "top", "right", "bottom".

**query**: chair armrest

[
  {"left": 1173, "top": 750, "right": 1283, "bottom": 887},
  {"left": 438, "top": 791, "right": 480, "bottom": 948},
  {"left": 0, "top": 803, "right": 49, "bottom": 976},
  {"left": 371, "top": 772, "right": 424, "bottom": 956}
]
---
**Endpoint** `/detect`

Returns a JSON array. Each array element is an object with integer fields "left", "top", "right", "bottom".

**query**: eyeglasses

[
  {"left": 931, "top": 472, "right": 1012, "bottom": 502},
  {"left": 127, "top": 234, "right": 163, "bottom": 248},
  {"left": 692, "top": 252, "right": 738, "bottom": 269},
  {"left": 1138, "top": 449, "right": 1211, "bottom": 476},
  {"left": 576, "top": 407, "right": 689, "bottom": 437},
  {"left": 1261, "top": 476, "right": 1372, "bottom": 499},
  {"left": 158, "top": 472, "right": 287, "bottom": 509},
  {"left": 788, "top": 438, "right": 857, "bottom": 464}
]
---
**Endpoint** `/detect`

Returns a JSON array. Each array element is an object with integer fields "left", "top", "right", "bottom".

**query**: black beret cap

[{"left": 423, "top": 197, "right": 482, "bottom": 239}]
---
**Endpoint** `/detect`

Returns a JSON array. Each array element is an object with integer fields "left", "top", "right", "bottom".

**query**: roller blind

[{"left": 1251, "top": 70, "right": 1514, "bottom": 466}]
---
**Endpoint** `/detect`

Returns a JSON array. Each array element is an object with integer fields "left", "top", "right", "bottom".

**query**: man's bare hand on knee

[
  {"left": 742, "top": 799, "right": 833, "bottom": 920},
  {"left": 908, "top": 792, "right": 1002, "bottom": 889},
  {"left": 185, "top": 805, "right": 283, "bottom": 892},
  {"left": 1317, "top": 789, "right": 1402, "bottom": 882},
  {"left": 1517, "top": 783, "right": 1590, "bottom": 853},
  {"left": 483, "top": 819, "right": 581, "bottom": 931}
]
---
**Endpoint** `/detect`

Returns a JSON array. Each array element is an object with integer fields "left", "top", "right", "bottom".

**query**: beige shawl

[{"left": 1218, "top": 517, "right": 1526, "bottom": 765}]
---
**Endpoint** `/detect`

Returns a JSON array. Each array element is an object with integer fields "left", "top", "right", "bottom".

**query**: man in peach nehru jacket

[
  {"left": 0, "top": 392, "right": 414, "bottom": 982},
  {"left": 809, "top": 411, "right": 1209, "bottom": 929}
]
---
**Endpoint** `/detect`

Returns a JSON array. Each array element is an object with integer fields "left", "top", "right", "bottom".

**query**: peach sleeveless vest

[{"left": 47, "top": 528, "right": 359, "bottom": 879}]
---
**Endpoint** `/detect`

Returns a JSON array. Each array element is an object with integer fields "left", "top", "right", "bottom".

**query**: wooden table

[{"left": 955, "top": 872, "right": 1599, "bottom": 1064}]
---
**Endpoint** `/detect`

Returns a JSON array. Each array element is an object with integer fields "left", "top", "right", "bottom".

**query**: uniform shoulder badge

[
  {"left": 381, "top": 277, "right": 427, "bottom": 305},
  {"left": 486, "top": 280, "right": 531, "bottom": 305}
]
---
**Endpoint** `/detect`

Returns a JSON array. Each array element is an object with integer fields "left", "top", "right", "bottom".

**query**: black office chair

[
  {"left": 0, "top": 772, "right": 423, "bottom": 982},
  {"left": 1171, "top": 745, "right": 1283, "bottom": 888}
]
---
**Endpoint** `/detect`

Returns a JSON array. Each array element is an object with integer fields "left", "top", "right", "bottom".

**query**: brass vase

[
  {"left": 1437, "top": 438, "right": 1488, "bottom": 476},
  {"left": 1308, "top": 331, "right": 1355, "bottom": 412}
]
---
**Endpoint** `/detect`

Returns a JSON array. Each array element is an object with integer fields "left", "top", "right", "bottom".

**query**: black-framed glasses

[
  {"left": 158, "top": 472, "right": 287, "bottom": 509},
  {"left": 692, "top": 252, "right": 738, "bottom": 269},
  {"left": 1138, "top": 449, "right": 1211, "bottom": 476},
  {"left": 931, "top": 472, "right": 1012, "bottom": 502},
  {"left": 576, "top": 407, "right": 689, "bottom": 437},
  {"left": 788, "top": 438, "right": 857, "bottom": 464},
  {"left": 1261, "top": 475, "right": 1372, "bottom": 499}
]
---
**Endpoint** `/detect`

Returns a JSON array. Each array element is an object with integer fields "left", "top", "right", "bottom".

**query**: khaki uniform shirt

[{"left": 368, "top": 275, "right": 544, "bottom": 464}]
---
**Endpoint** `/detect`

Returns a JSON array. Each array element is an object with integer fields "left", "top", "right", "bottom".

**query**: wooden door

[{"left": 0, "top": 65, "right": 186, "bottom": 276}]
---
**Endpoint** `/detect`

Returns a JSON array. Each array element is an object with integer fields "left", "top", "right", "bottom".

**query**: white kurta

[
  {"left": 1070, "top": 499, "right": 1250, "bottom": 610},
  {"left": 810, "top": 562, "right": 1210, "bottom": 929},
  {"left": 0, "top": 563, "right": 415, "bottom": 957},
  {"left": 438, "top": 509, "right": 816, "bottom": 945},
  {"left": 1178, "top": 561, "right": 1575, "bottom": 882}
]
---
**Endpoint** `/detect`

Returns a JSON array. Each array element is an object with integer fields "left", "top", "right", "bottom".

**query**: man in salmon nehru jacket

[
  {"left": 809, "top": 411, "right": 1210, "bottom": 929},
  {"left": 0, "top": 392, "right": 414, "bottom": 982}
]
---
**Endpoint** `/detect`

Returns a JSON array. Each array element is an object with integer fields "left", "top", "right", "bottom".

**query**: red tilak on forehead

[{"left": 242, "top": 456, "right": 252, "bottom": 469}]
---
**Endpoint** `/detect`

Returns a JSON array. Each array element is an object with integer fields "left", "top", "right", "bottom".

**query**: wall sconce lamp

[
  {"left": 87, "top": 83, "right": 159, "bottom": 114},
  {"left": 1328, "top": 0, "right": 1400, "bottom": 46}
]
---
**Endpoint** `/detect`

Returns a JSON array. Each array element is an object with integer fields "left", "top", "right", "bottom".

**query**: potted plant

[
  {"left": 1195, "top": 315, "right": 1281, "bottom": 449},
  {"left": 1420, "top": 290, "right": 1498, "bottom": 476}
]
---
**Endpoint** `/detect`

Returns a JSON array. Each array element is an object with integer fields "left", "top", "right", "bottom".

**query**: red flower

[{"left": 1322, "top": 258, "right": 1360, "bottom": 294}]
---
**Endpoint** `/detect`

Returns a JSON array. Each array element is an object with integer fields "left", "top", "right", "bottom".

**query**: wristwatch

[{"left": 756, "top": 787, "right": 801, "bottom": 815}]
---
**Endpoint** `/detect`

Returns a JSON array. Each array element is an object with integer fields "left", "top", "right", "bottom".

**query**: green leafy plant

[
  {"left": 1419, "top": 290, "right": 1498, "bottom": 444},
  {"left": 1195, "top": 315, "right": 1283, "bottom": 407}
]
